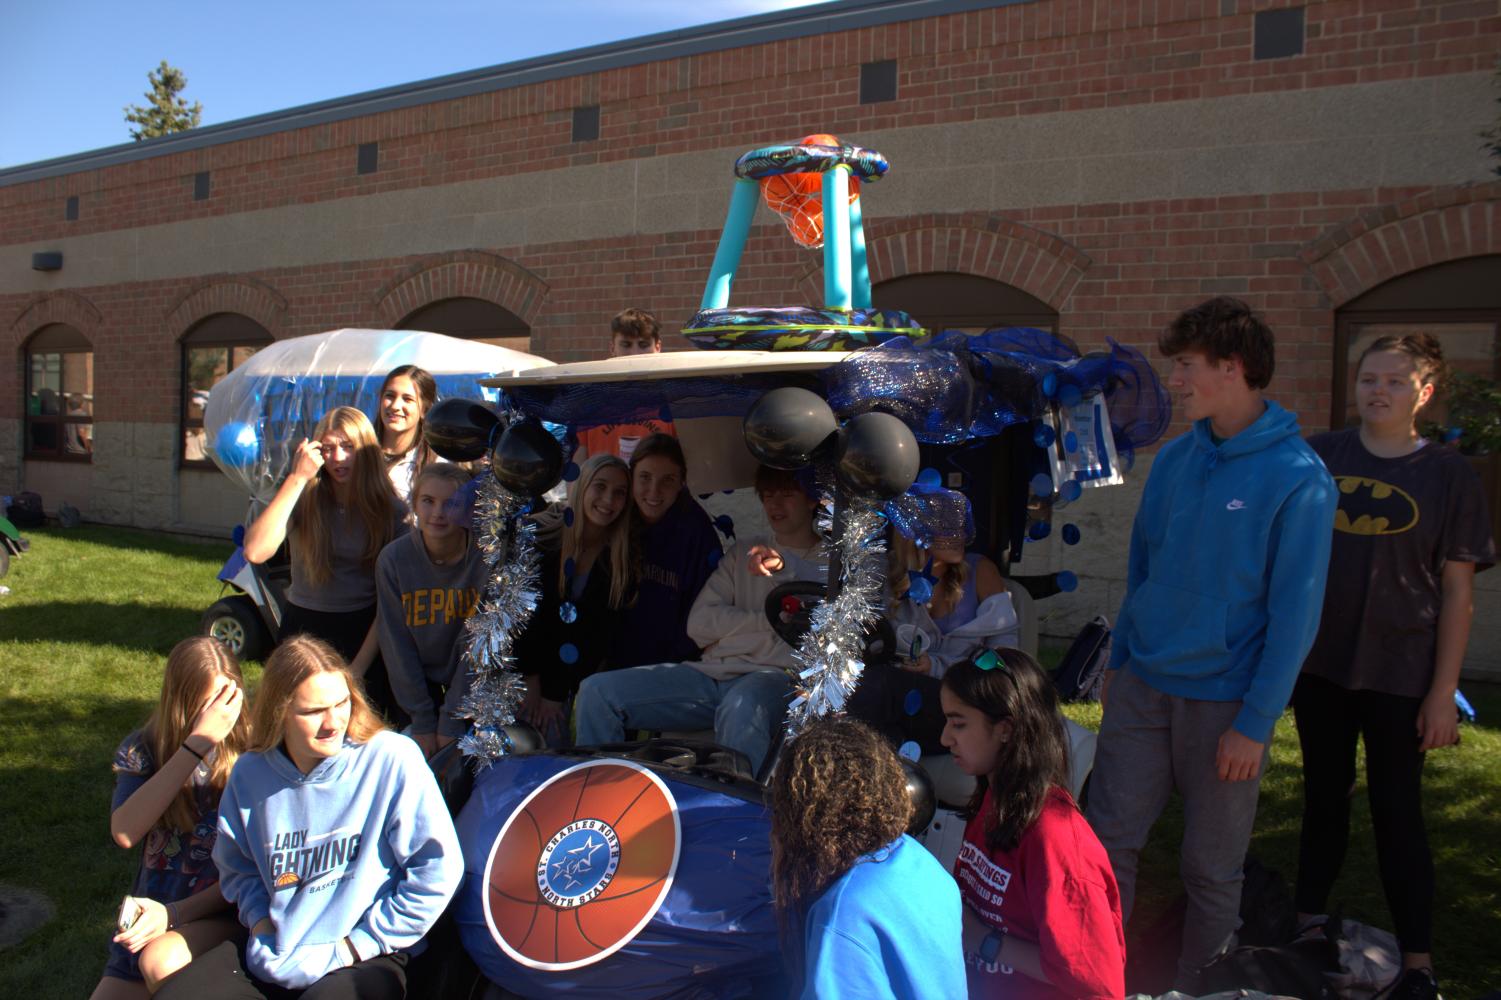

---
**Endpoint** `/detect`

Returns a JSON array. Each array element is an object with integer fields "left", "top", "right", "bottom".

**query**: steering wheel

[{"left": 764, "top": 581, "right": 898, "bottom": 668}]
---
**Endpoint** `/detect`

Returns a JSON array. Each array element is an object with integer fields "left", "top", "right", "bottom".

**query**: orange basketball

[
  {"left": 483, "top": 760, "right": 682, "bottom": 971},
  {"left": 759, "top": 134, "right": 862, "bottom": 249}
]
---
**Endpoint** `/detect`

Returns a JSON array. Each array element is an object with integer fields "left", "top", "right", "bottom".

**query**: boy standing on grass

[
  {"left": 575, "top": 308, "right": 676, "bottom": 465},
  {"left": 1084, "top": 296, "right": 1337, "bottom": 991}
]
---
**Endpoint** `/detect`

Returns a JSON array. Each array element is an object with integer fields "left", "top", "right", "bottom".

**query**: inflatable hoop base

[{"left": 683, "top": 306, "right": 926, "bottom": 352}]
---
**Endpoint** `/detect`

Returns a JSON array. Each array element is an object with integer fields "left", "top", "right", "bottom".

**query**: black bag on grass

[
  {"left": 1052, "top": 615, "right": 1111, "bottom": 702},
  {"left": 6, "top": 491, "right": 44, "bottom": 529}
]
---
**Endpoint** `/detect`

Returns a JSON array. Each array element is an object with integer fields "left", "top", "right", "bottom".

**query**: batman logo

[{"left": 1333, "top": 476, "right": 1419, "bottom": 535}]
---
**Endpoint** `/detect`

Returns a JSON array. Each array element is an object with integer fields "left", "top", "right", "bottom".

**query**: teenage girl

[
  {"left": 849, "top": 488, "right": 1017, "bottom": 753},
  {"left": 609, "top": 433, "right": 721, "bottom": 668},
  {"left": 154, "top": 637, "right": 463, "bottom": 1000},
  {"left": 376, "top": 365, "right": 437, "bottom": 506},
  {"left": 91, "top": 636, "right": 251, "bottom": 1000},
  {"left": 941, "top": 649, "right": 1125, "bottom": 1000},
  {"left": 376, "top": 463, "right": 487, "bottom": 759},
  {"left": 243, "top": 406, "right": 408, "bottom": 721},
  {"left": 517, "top": 453, "right": 634, "bottom": 743},
  {"left": 769, "top": 716, "right": 967, "bottom": 1000},
  {"left": 1293, "top": 333, "right": 1494, "bottom": 1000}
]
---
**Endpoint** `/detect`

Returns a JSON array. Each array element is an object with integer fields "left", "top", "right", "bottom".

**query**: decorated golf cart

[{"left": 413, "top": 137, "right": 1170, "bottom": 999}]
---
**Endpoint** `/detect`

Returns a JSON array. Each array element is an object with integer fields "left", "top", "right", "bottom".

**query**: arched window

[
  {"left": 181, "top": 313, "right": 272, "bottom": 466},
  {"left": 398, "top": 297, "right": 532, "bottom": 353},
  {"left": 1335, "top": 254, "right": 1501, "bottom": 541},
  {"left": 24, "top": 324, "right": 94, "bottom": 461},
  {"left": 873, "top": 273, "right": 1059, "bottom": 335}
]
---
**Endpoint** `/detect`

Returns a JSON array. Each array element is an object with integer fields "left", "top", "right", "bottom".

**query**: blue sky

[{"left": 0, "top": 0, "right": 827, "bottom": 169}]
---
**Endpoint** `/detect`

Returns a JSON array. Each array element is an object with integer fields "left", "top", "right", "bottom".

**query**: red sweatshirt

[{"left": 954, "top": 787, "right": 1125, "bottom": 1000}]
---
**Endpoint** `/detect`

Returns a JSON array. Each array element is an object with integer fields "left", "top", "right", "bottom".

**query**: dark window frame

[
  {"left": 180, "top": 315, "right": 273, "bottom": 469},
  {"left": 23, "top": 324, "right": 94, "bottom": 463}
]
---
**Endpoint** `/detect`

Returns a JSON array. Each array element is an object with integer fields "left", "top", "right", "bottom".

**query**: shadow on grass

[{"left": 1, "top": 601, "right": 209, "bottom": 654}]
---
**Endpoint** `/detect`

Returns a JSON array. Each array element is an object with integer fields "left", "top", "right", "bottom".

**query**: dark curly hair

[
  {"left": 1158, "top": 296, "right": 1275, "bottom": 390},
  {"left": 1359, "top": 330, "right": 1446, "bottom": 387},
  {"left": 942, "top": 648, "right": 1072, "bottom": 852},
  {"left": 770, "top": 718, "right": 911, "bottom": 932}
]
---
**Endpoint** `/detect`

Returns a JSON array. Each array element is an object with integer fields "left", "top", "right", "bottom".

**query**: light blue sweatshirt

[
  {"left": 1108, "top": 401, "right": 1337, "bottom": 743},
  {"left": 214, "top": 730, "right": 463, "bottom": 989},
  {"left": 801, "top": 834, "right": 967, "bottom": 1000}
]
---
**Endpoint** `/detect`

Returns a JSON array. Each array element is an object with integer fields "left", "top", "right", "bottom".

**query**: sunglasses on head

[{"left": 975, "top": 649, "right": 1007, "bottom": 672}]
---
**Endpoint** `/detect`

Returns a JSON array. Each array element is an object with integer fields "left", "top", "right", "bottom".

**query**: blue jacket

[
  {"left": 1109, "top": 401, "right": 1337, "bottom": 743},
  {"left": 214, "top": 731, "right": 464, "bottom": 989},
  {"left": 801, "top": 834, "right": 967, "bottom": 1000}
]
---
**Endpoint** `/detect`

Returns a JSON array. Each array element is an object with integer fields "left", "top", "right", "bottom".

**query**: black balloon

[
  {"left": 899, "top": 757, "right": 937, "bottom": 836},
  {"left": 424, "top": 398, "right": 502, "bottom": 462},
  {"left": 834, "top": 411, "right": 920, "bottom": 500},
  {"left": 492, "top": 419, "right": 565, "bottom": 496},
  {"left": 743, "top": 387, "right": 838, "bottom": 469}
]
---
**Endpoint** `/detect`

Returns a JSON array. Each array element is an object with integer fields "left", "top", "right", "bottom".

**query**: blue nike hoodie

[
  {"left": 1108, "top": 401, "right": 1337, "bottom": 743},
  {"left": 214, "top": 730, "right": 463, "bottom": 989}
]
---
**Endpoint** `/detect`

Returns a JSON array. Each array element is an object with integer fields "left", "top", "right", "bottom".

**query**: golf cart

[{"left": 198, "top": 328, "right": 554, "bottom": 661}]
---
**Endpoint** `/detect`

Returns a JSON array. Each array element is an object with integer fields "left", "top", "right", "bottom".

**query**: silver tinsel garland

[
  {"left": 455, "top": 472, "right": 541, "bottom": 767},
  {"left": 785, "top": 501, "right": 888, "bottom": 734}
]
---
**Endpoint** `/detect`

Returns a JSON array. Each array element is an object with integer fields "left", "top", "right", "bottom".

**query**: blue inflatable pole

[
  {"left": 700, "top": 178, "right": 760, "bottom": 311},
  {"left": 823, "top": 165, "right": 853, "bottom": 310},
  {"left": 849, "top": 189, "right": 871, "bottom": 309}
]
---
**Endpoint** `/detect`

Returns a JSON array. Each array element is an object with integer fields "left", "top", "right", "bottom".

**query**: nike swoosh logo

[{"left": 1226, "top": 499, "right": 1247, "bottom": 511}]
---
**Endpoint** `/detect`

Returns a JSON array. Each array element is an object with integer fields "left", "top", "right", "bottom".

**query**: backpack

[
  {"left": 1053, "top": 615, "right": 1111, "bottom": 702},
  {"left": 6, "top": 491, "right": 44, "bottom": 529},
  {"left": 1199, "top": 934, "right": 1342, "bottom": 999}
]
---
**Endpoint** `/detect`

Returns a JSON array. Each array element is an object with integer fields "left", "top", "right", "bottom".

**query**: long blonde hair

[
  {"left": 291, "top": 406, "right": 400, "bottom": 585},
  {"left": 559, "top": 454, "right": 633, "bottom": 608},
  {"left": 251, "top": 636, "right": 386, "bottom": 754},
  {"left": 144, "top": 636, "right": 252, "bottom": 834},
  {"left": 887, "top": 532, "right": 969, "bottom": 612}
]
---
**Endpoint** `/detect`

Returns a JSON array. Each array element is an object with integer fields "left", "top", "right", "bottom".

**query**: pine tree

[{"left": 124, "top": 61, "right": 202, "bottom": 141}]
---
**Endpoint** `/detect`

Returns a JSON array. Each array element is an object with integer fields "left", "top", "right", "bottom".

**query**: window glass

[
  {"left": 180, "top": 315, "right": 271, "bottom": 465},
  {"left": 24, "top": 332, "right": 93, "bottom": 460}
]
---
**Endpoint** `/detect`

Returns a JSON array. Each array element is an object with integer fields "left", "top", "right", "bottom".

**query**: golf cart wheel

[{"left": 202, "top": 596, "right": 272, "bottom": 661}]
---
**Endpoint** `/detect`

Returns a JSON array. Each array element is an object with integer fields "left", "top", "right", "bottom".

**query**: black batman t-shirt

[{"left": 1301, "top": 428, "right": 1495, "bottom": 697}]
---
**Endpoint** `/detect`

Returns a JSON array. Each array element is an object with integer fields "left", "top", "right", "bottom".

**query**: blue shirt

[{"left": 801, "top": 834, "right": 967, "bottom": 1000}]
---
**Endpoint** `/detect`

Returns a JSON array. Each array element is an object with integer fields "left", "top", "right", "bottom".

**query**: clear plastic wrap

[{"left": 203, "top": 328, "right": 552, "bottom": 502}]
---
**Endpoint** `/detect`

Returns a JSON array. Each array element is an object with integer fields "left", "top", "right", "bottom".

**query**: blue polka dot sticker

[
  {"left": 707, "top": 549, "right": 722, "bottom": 568},
  {"left": 898, "top": 741, "right": 922, "bottom": 762},
  {"left": 1032, "top": 424, "right": 1056, "bottom": 449},
  {"left": 562, "top": 462, "right": 580, "bottom": 483},
  {"left": 1059, "top": 480, "right": 1083, "bottom": 502},
  {"left": 563, "top": 557, "right": 576, "bottom": 579},
  {"left": 1057, "top": 570, "right": 1079, "bottom": 592},
  {"left": 1062, "top": 523, "right": 1081, "bottom": 545},
  {"left": 1030, "top": 473, "right": 1054, "bottom": 497},
  {"left": 903, "top": 689, "right": 923, "bottom": 716},
  {"left": 562, "top": 506, "right": 575, "bottom": 527},
  {"left": 1063, "top": 431, "right": 1078, "bottom": 454},
  {"left": 917, "top": 467, "right": 943, "bottom": 489},
  {"left": 558, "top": 643, "right": 579, "bottom": 665},
  {"left": 1059, "top": 383, "right": 1082, "bottom": 407},
  {"left": 559, "top": 602, "right": 578, "bottom": 624},
  {"left": 1028, "top": 520, "right": 1052, "bottom": 541},
  {"left": 1041, "top": 372, "right": 1058, "bottom": 398}
]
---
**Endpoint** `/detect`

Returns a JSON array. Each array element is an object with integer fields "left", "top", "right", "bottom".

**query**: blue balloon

[
  {"left": 1062, "top": 523, "right": 1082, "bottom": 546},
  {"left": 214, "top": 422, "right": 260, "bottom": 469},
  {"left": 558, "top": 643, "right": 579, "bottom": 665},
  {"left": 1057, "top": 570, "right": 1079, "bottom": 592}
]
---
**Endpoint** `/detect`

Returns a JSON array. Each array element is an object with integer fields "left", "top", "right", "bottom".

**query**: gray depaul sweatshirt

[{"left": 376, "top": 531, "right": 487, "bottom": 736}]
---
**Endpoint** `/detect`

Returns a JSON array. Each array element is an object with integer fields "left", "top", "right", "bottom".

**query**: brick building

[{"left": 2, "top": 0, "right": 1498, "bottom": 672}]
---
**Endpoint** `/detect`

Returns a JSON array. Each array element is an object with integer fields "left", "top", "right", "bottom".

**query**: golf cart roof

[{"left": 480, "top": 349, "right": 851, "bottom": 388}]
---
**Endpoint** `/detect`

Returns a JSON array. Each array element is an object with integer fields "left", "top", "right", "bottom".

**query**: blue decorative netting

[{"left": 885, "top": 483, "right": 976, "bottom": 546}]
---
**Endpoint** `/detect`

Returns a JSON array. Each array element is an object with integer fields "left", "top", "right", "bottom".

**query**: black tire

[{"left": 202, "top": 596, "right": 272, "bottom": 661}]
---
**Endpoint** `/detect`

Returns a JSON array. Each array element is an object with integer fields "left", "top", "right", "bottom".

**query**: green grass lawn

[{"left": 1, "top": 527, "right": 1498, "bottom": 997}]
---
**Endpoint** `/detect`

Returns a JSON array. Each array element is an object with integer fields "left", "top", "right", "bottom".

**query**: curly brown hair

[
  {"left": 770, "top": 718, "right": 911, "bottom": 926},
  {"left": 1158, "top": 295, "right": 1275, "bottom": 390}
]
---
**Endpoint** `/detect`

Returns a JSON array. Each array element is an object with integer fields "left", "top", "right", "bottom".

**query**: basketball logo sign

[{"left": 482, "top": 759, "right": 682, "bottom": 971}]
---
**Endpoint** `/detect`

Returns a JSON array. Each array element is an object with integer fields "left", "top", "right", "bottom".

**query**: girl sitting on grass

[
  {"left": 770, "top": 716, "right": 966, "bottom": 1000},
  {"left": 941, "top": 649, "right": 1125, "bottom": 1000},
  {"left": 91, "top": 636, "right": 251, "bottom": 1000}
]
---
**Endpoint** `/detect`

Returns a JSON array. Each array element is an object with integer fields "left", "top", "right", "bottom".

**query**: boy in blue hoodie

[
  {"left": 154, "top": 636, "right": 464, "bottom": 1000},
  {"left": 1084, "top": 297, "right": 1336, "bottom": 990}
]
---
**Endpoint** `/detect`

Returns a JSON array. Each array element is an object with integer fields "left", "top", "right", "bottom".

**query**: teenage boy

[
  {"left": 1084, "top": 296, "right": 1337, "bottom": 989},
  {"left": 575, "top": 466, "right": 824, "bottom": 773},
  {"left": 576, "top": 308, "right": 676, "bottom": 465}
]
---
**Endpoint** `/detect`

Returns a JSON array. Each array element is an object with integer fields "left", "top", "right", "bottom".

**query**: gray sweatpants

[{"left": 1085, "top": 666, "right": 1269, "bottom": 987}]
